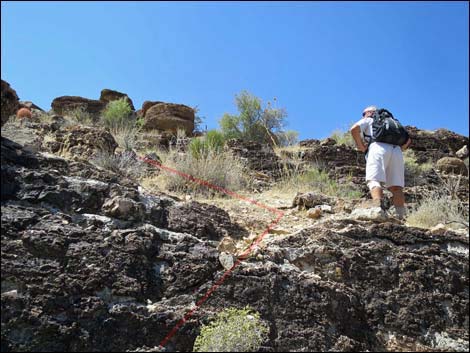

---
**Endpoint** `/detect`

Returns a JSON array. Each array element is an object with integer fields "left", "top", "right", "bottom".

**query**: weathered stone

[
  {"left": 1, "top": 79, "right": 19, "bottom": 127},
  {"left": 436, "top": 157, "right": 468, "bottom": 176},
  {"left": 293, "top": 192, "right": 332, "bottom": 210},
  {"left": 99, "top": 88, "right": 135, "bottom": 111},
  {"left": 141, "top": 100, "right": 163, "bottom": 117},
  {"left": 456, "top": 145, "right": 469, "bottom": 159},
  {"left": 43, "top": 125, "right": 117, "bottom": 159},
  {"left": 406, "top": 126, "right": 469, "bottom": 163},
  {"left": 225, "top": 138, "right": 286, "bottom": 179},
  {"left": 307, "top": 207, "right": 322, "bottom": 219},
  {"left": 19, "top": 101, "right": 44, "bottom": 112},
  {"left": 143, "top": 102, "right": 195, "bottom": 135},
  {"left": 51, "top": 95, "right": 106, "bottom": 119},
  {"left": 350, "top": 199, "right": 388, "bottom": 222},
  {"left": 167, "top": 201, "right": 248, "bottom": 241}
]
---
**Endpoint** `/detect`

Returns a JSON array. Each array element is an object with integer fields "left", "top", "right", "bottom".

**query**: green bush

[
  {"left": 189, "top": 130, "right": 226, "bottom": 159},
  {"left": 193, "top": 307, "right": 269, "bottom": 352},
  {"left": 101, "top": 97, "right": 133, "bottom": 131},
  {"left": 219, "top": 91, "right": 294, "bottom": 146}
]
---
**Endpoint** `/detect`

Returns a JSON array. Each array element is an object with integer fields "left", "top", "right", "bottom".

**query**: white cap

[{"left": 362, "top": 105, "right": 377, "bottom": 114}]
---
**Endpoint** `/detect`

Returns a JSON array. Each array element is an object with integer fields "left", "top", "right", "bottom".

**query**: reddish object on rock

[{"left": 16, "top": 107, "right": 32, "bottom": 119}]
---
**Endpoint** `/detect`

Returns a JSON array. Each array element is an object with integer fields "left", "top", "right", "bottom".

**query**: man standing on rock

[{"left": 350, "top": 106, "right": 412, "bottom": 220}]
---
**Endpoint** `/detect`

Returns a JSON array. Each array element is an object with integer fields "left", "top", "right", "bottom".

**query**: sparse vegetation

[
  {"left": 274, "top": 157, "right": 362, "bottom": 199},
  {"left": 403, "top": 149, "right": 433, "bottom": 184},
  {"left": 91, "top": 150, "right": 149, "bottom": 180},
  {"left": 330, "top": 128, "right": 355, "bottom": 147},
  {"left": 406, "top": 175, "right": 468, "bottom": 230},
  {"left": 64, "top": 105, "right": 93, "bottom": 125},
  {"left": 150, "top": 148, "right": 248, "bottom": 196},
  {"left": 193, "top": 307, "right": 269, "bottom": 352}
]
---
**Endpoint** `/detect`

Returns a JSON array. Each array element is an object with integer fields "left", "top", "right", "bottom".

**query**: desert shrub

[
  {"left": 193, "top": 307, "right": 269, "bottom": 352},
  {"left": 188, "top": 130, "right": 226, "bottom": 159},
  {"left": 407, "top": 175, "right": 468, "bottom": 230},
  {"left": 91, "top": 150, "right": 148, "bottom": 180},
  {"left": 219, "top": 91, "right": 291, "bottom": 146},
  {"left": 274, "top": 161, "right": 362, "bottom": 199},
  {"left": 154, "top": 147, "right": 248, "bottom": 196},
  {"left": 64, "top": 105, "right": 93, "bottom": 125},
  {"left": 101, "top": 97, "right": 133, "bottom": 131}
]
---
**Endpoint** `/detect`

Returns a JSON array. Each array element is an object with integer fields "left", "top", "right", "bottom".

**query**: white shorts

[{"left": 365, "top": 142, "right": 404, "bottom": 188}]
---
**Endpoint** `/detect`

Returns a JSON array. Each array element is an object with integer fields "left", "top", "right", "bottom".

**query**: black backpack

[{"left": 367, "top": 108, "right": 409, "bottom": 146}]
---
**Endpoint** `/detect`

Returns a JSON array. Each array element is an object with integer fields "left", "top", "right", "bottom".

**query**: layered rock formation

[
  {"left": 1, "top": 128, "right": 468, "bottom": 351},
  {"left": 1, "top": 80, "right": 19, "bottom": 127}
]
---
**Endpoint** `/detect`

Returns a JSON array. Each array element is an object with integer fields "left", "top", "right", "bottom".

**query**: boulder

[
  {"left": 456, "top": 145, "right": 469, "bottom": 159},
  {"left": 143, "top": 103, "right": 195, "bottom": 135},
  {"left": 51, "top": 96, "right": 106, "bottom": 119},
  {"left": 141, "top": 100, "right": 163, "bottom": 117},
  {"left": 100, "top": 89, "right": 135, "bottom": 111},
  {"left": 292, "top": 192, "right": 332, "bottom": 210},
  {"left": 19, "top": 101, "right": 44, "bottom": 112},
  {"left": 1, "top": 79, "right": 19, "bottom": 127},
  {"left": 436, "top": 157, "right": 468, "bottom": 176}
]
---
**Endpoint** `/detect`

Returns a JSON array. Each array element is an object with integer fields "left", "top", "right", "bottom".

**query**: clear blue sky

[{"left": 1, "top": 1, "right": 468, "bottom": 140}]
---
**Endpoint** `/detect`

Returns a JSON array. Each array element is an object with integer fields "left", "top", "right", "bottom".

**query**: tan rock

[
  {"left": 100, "top": 89, "right": 135, "bottom": 110},
  {"left": 307, "top": 207, "right": 322, "bottom": 219},
  {"left": 436, "top": 157, "right": 468, "bottom": 176},
  {"left": 143, "top": 102, "right": 195, "bottom": 135}
]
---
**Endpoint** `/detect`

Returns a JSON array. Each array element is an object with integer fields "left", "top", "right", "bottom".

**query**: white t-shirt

[{"left": 354, "top": 117, "right": 374, "bottom": 144}]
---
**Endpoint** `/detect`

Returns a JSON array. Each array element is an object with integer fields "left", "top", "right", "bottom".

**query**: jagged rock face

[
  {"left": 100, "top": 89, "right": 135, "bottom": 111},
  {"left": 43, "top": 125, "right": 118, "bottom": 159},
  {"left": 0, "top": 137, "right": 246, "bottom": 352},
  {"left": 143, "top": 103, "right": 195, "bottom": 135},
  {"left": 51, "top": 96, "right": 106, "bottom": 119},
  {"left": 225, "top": 138, "right": 286, "bottom": 179},
  {"left": 406, "top": 126, "right": 469, "bottom": 163},
  {"left": 166, "top": 201, "right": 249, "bottom": 241},
  {"left": 1, "top": 79, "right": 19, "bottom": 127}
]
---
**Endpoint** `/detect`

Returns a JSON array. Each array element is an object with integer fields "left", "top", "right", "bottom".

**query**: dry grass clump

[{"left": 406, "top": 175, "right": 468, "bottom": 230}]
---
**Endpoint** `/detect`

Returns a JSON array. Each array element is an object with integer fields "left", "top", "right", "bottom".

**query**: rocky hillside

[{"left": 1, "top": 81, "right": 469, "bottom": 352}]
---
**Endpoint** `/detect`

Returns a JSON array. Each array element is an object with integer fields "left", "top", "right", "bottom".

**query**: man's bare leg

[{"left": 388, "top": 186, "right": 406, "bottom": 219}]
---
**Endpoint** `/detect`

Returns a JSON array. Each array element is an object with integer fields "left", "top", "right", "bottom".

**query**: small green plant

[
  {"left": 188, "top": 130, "right": 226, "bottom": 159},
  {"left": 193, "top": 306, "right": 269, "bottom": 352},
  {"left": 101, "top": 97, "right": 133, "bottom": 131}
]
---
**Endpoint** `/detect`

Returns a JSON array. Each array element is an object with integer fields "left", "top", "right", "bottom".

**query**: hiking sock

[{"left": 394, "top": 206, "right": 406, "bottom": 220}]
